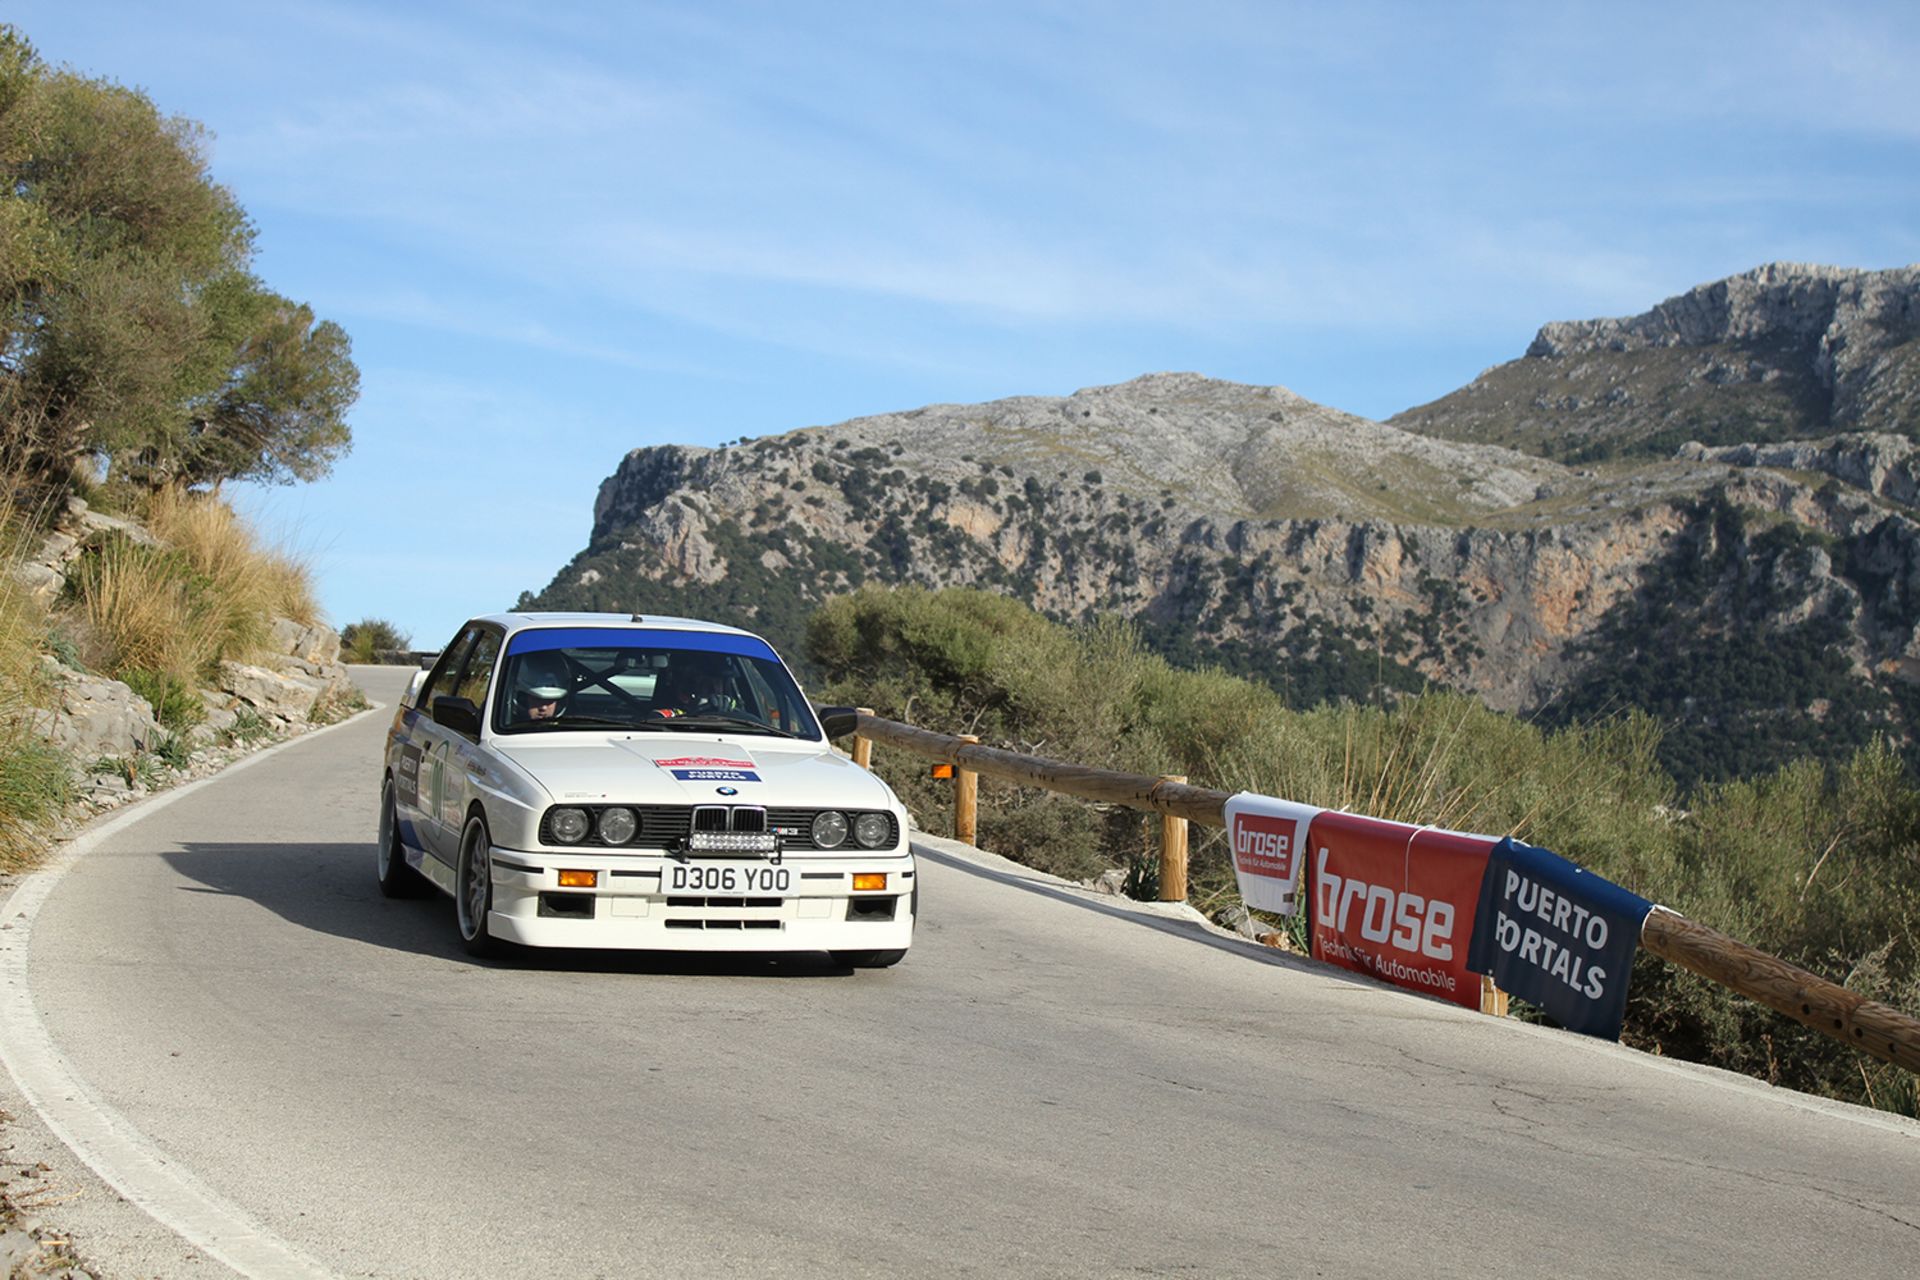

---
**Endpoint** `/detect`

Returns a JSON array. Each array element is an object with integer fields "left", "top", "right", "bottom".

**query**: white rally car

[{"left": 378, "top": 612, "right": 915, "bottom": 966}]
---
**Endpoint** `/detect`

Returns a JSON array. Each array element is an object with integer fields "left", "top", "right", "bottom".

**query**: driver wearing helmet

[
  {"left": 513, "top": 653, "right": 571, "bottom": 723},
  {"left": 653, "top": 651, "right": 736, "bottom": 717}
]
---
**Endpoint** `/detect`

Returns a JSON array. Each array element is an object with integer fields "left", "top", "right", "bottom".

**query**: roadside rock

[
  {"left": 32, "top": 660, "right": 158, "bottom": 760},
  {"left": 266, "top": 616, "right": 342, "bottom": 668},
  {"left": 215, "top": 660, "right": 328, "bottom": 725}
]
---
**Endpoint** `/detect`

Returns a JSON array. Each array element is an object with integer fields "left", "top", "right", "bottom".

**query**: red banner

[{"left": 1307, "top": 812, "right": 1494, "bottom": 1009}]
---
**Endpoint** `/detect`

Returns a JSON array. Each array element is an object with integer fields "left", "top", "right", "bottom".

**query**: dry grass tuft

[
  {"left": 65, "top": 533, "right": 231, "bottom": 679},
  {"left": 142, "top": 488, "right": 319, "bottom": 627}
]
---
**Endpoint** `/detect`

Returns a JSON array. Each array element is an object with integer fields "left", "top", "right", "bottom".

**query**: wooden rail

[
  {"left": 853, "top": 714, "right": 1230, "bottom": 826},
  {"left": 1641, "top": 909, "right": 1920, "bottom": 1073},
  {"left": 845, "top": 711, "right": 1920, "bottom": 1076}
]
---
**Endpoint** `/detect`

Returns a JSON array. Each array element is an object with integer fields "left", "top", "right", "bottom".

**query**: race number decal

[{"left": 1308, "top": 812, "right": 1494, "bottom": 1010}]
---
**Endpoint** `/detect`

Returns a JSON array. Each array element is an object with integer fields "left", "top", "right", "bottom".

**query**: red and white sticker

[
  {"left": 1307, "top": 812, "right": 1495, "bottom": 1010},
  {"left": 653, "top": 756, "right": 755, "bottom": 770},
  {"left": 1223, "top": 793, "right": 1321, "bottom": 915}
]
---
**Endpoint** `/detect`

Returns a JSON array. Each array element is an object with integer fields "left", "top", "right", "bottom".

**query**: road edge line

[{"left": 0, "top": 701, "right": 389, "bottom": 1280}]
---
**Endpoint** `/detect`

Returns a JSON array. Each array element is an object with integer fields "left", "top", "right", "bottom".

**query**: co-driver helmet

[{"left": 515, "top": 652, "right": 570, "bottom": 713}]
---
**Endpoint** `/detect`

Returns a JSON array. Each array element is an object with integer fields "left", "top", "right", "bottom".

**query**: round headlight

[
  {"left": 853, "top": 812, "right": 891, "bottom": 849},
  {"left": 811, "top": 810, "right": 848, "bottom": 849},
  {"left": 549, "top": 807, "right": 590, "bottom": 844},
  {"left": 597, "top": 807, "right": 637, "bottom": 845}
]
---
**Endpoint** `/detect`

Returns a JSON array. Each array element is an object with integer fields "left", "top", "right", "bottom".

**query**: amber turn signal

[
  {"left": 852, "top": 873, "right": 888, "bottom": 892},
  {"left": 930, "top": 763, "right": 954, "bottom": 779},
  {"left": 557, "top": 869, "right": 598, "bottom": 888}
]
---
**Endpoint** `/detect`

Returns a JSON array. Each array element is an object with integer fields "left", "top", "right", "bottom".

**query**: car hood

[{"left": 490, "top": 734, "right": 896, "bottom": 810}]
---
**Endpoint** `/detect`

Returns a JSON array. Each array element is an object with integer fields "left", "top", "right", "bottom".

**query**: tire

[
  {"left": 377, "top": 778, "right": 428, "bottom": 898},
  {"left": 832, "top": 949, "right": 907, "bottom": 969},
  {"left": 456, "top": 813, "right": 504, "bottom": 958}
]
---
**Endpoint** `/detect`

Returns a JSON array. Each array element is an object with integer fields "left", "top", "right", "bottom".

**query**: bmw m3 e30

[{"left": 377, "top": 612, "right": 915, "bottom": 966}]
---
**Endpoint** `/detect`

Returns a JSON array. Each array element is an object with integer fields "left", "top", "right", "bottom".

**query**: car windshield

[{"left": 491, "top": 628, "right": 821, "bottom": 739}]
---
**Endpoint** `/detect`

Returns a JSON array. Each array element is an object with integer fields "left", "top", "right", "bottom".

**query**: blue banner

[{"left": 1465, "top": 838, "right": 1653, "bottom": 1040}]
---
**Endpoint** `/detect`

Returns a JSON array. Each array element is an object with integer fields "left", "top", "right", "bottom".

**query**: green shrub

[
  {"left": 0, "top": 739, "right": 72, "bottom": 869},
  {"left": 222, "top": 706, "right": 271, "bottom": 745},
  {"left": 340, "top": 617, "right": 410, "bottom": 663},
  {"left": 121, "top": 667, "right": 205, "bottom": 732},
  {"left": 151, "top": 731, "right": 193, "bottom": 770}
]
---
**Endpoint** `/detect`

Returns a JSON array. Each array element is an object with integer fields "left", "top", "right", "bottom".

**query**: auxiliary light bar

[{"left": 686, "top": 831, "right": 781, "bottom": 854}]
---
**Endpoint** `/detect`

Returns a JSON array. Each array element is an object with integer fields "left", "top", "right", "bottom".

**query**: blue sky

[{"left": 13, "top": 1, "right": 1920, "bottom": 648}]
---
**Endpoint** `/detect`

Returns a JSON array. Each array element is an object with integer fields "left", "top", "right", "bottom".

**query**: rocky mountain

[
  {"left": 1391, "top": 263, "right": 1920, "bottom": 462},
  {"left": 524, "top": 265, "right": 1920, "bottom": 788}
]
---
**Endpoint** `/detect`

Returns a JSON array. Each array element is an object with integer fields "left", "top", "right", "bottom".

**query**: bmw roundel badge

[{"left": 715, "top": 786, "right": 739, "bottom": 796}]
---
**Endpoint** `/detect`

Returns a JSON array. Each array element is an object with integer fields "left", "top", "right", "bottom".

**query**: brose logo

[
  {"left": 1314, "top": 847, "right": 1455, "bottom": 961},
  {"left": 1231, "top": 812, "right": 1296, "bottom": 878}
]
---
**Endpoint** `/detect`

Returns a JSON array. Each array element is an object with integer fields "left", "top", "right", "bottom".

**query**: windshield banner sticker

[{"left": 655, "top": 755, "right": 761, "bottom": 783}]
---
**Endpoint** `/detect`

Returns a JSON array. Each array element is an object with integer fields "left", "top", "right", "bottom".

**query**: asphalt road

[{"left": 4, "top": 665, "right": 1916, "bottom": 1278}]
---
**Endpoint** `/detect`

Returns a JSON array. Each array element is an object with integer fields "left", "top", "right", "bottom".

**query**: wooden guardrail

[{"left": 845, "top": 710, "right": 1920, "bottom": 1075}]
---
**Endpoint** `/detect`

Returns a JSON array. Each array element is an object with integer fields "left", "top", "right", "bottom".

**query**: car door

[
  {"left": 438, "top": 626, "right": 502, "bottom": 845},
  {"left": 411, "top": 626, "right": 478, "bottom": 868}
]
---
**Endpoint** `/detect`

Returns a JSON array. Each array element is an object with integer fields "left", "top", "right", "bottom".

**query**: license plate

[{"left": 667, "top": 861, "right": 793, "bottom": 894}]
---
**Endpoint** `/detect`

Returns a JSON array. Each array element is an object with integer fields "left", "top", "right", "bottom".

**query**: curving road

[{"left": 3, "top": 666, "right": 1916, "bottom": 1278}]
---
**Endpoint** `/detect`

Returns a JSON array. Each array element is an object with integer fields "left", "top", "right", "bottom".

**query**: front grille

[
  {"left": 539, "top": 805, "right": 899, "bottom": 851},
  {"left": 692, "top": 805, "right": 766, "bottom": 833}
]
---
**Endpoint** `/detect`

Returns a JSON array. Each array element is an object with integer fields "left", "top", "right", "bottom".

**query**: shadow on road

[{"left": 163, "top": 840, "right": 857, "bottom": 979}]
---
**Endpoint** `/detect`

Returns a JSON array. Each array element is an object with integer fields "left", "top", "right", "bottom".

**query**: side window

[
  {"left": 746, "top": 657, "right": 815, "bottom": 735},
  {"left": 417, "top": 628, "right": 477, "bottom": 711},
  {"left": 451, "top": 629, "right": 501, "bottom": 713}
]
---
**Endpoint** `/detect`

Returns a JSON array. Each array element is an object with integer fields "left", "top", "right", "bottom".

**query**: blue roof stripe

[{"left": 504, "top": 627, "right": 778, "bottom": 661}]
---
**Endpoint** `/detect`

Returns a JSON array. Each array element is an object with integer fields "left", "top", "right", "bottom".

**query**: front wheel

[
  {"left": 377, "top": 778, "right": 428, "bottom": 898},
  {"left": 832, "top": 949, "right": 907, "bottom": 969},
  {"left": 456, "top": 814, "right": 503, "bottom": 958}
]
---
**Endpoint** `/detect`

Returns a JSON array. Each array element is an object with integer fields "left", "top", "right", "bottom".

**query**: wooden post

[
  {"left": 1479, "top": 975, "right": 1509, "bottom": 1017},
  {"left": 1158, "top": 775, "right": 1188, "bottom": 902},
  {"left": 954, "top": 734, "right": 980, "bottom": 845},
  {"left": 851, "top": 707, "right": 874, "bottom": 769}
]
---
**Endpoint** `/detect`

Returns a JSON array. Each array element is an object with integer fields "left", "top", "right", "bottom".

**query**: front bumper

[{"left": 483, "top": 845, "right": 916, "bottom": 953}]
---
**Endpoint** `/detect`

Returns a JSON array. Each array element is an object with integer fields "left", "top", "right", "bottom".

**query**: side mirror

[
  {"left": 815, "top": 704, "right": 859, "bottom": 739},
  {"left": 432, "top": 695, "right": 482, "bottom": 738}
]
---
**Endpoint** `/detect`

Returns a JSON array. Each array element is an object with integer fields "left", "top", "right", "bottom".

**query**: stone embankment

[{"left": 11, "top": 495, "right": 358, "bottom": 820}]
